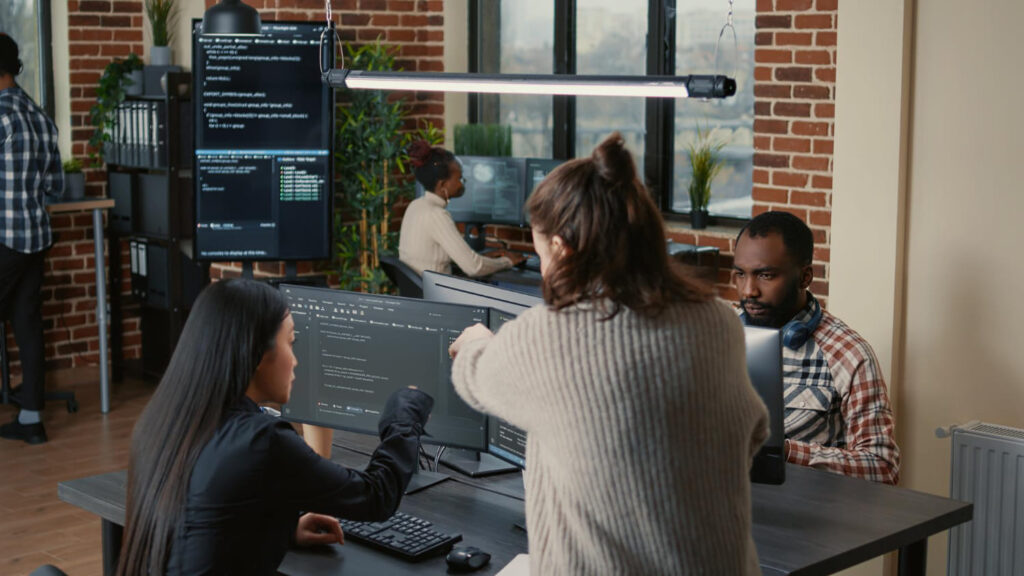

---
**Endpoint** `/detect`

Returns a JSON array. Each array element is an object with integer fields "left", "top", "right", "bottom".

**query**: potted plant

[
  {"left": 88, "top": 53, "right": 143, "bottom": 164},
  {"left": 63, "top": 158, "right": 86, "bottom": 200},
  {"left": 685, "top": 124, "right": 727, "bottom": 230},
  {"left": 334, "top": 38, "right": 442, "bottom": 293},
  {"left": 454, "top": 124, "right": 512, "bottom": 156},
  {"left": 145, "top": 0, "right": 178, "bottom": 66}
]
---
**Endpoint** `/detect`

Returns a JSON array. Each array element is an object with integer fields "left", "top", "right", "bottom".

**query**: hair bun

[
  {"left": 407, "top": 140, "right": 433, "bottom": 168},
  {"left": 591, "top": 132, "right": 637, "bottom": 185}
]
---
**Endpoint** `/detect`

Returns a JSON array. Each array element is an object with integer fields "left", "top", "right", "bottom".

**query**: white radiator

[{"left": 947, "top": 421, "right": 1024, "bottom": 575}]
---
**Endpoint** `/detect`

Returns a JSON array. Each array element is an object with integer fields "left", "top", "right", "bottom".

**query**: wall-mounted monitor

[{"left": 192, "top": 21, "right": 333, "bottom": 261}]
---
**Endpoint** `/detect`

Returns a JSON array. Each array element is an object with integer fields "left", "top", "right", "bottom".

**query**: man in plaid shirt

[
  {"left": 0, "top": 34, "right": 64, "bottom": 445},
  {"left": 733, "top": 212, "right": 900, "bottom": 484}
]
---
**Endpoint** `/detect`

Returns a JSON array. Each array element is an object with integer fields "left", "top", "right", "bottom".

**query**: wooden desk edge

[{"left": 47, "top": 198, "right": 115, "bottom": 213}]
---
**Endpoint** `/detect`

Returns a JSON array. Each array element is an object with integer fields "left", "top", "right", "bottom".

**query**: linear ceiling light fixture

[
  {"left": 324, "top": 70, "right": 736, "bottom": 99},
  {"left": 201, "top": 0, "right": 262, "bottom": 36}
]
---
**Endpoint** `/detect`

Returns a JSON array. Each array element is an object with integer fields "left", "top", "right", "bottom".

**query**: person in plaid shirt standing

[
  {"left": 0, "top": 33, "right": 64, "bottom": 445},
  {"left": 733, "top": 211, "right": 900, "bottom": 484}
]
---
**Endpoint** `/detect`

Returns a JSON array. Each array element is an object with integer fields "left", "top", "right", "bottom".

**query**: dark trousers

[{"left": 0, "top": 244, "right": 46, "bottom": 411}]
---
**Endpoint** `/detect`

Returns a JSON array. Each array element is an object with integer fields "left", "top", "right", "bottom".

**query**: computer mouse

[{"left": 446, "top": 545, "right": 491, "bottom": 572}]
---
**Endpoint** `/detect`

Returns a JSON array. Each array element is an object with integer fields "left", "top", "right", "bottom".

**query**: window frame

[{"left": 468, "top": 0, "right": 753, "bottom": 226}]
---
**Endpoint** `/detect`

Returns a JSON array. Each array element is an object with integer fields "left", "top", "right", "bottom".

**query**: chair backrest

[{"left": 379, "top": 255, "right": 423, "bottom": 298}]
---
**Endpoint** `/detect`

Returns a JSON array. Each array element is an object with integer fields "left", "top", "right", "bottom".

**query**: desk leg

[
  {"left": 897, "top": 539, "right": 927, "bottom": 576},
  {"left": 93, "top": 208, "right": 110, "bottom": 413},
  {"left": 101, "top": 519, "right": 123, "bottom": 576}
]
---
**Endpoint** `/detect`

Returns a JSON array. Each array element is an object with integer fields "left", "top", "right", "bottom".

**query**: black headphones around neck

[{"left": 740, "top": 293, "right": 823, "bottom": 350}]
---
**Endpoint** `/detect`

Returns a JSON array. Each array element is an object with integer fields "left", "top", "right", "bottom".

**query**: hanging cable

[
  {"left": 320, "top": 0, "right": 342, "bottom": 79},
  {"left": 710, "top": 0, "right": 738, "bottom": 102}
]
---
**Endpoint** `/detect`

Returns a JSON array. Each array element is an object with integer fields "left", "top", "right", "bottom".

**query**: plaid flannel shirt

[
  {"left": 782, "top": 300, "right": 901, "bottom": 484},
  {"left": 1, "top": 85, "right": 63, "bottom": 254}
]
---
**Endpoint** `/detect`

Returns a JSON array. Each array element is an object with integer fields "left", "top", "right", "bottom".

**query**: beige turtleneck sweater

[
  {"left": 398, "top": 192, "right": 512, "bottom": 277},
  {"left": 452, "top": 298, "right": 769, "bottom": 575}
]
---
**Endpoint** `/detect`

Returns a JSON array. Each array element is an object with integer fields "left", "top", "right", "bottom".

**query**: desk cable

[{"left": 333, "top": 440, "right": 525, "bottom": 502}]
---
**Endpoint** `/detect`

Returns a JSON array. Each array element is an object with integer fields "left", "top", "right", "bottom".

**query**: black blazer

[{"left": 165, "top": 388, "right": 433, "bottom": 575}]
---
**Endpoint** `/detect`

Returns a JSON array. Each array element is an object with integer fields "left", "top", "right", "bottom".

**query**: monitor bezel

[{"left": 744, "top": 326, "right": 786, "bottom": 485}]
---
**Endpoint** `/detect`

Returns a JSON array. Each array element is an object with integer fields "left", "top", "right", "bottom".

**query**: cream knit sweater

[
  {"left": 453, "top": 298, "right": 769, "bottom": 575},
  {"left": 398, "top": 192, "right": 512, "bottom": 277}
]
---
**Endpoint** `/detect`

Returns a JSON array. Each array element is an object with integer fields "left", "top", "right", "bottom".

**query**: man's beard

[{"left": 741, "top": 276, "right": 802, "bottom": 328}]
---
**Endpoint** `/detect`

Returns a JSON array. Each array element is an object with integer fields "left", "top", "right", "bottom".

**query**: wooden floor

[{"left": 0, "top": 368, "right": 154, "bottom": 576}]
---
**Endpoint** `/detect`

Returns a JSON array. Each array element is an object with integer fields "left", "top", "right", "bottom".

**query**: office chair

[
  {"left": 379, "top": 255, "right": 423, "bottom": 298},
  {"left": 1, "top": 322, "right": 79, "bottom": 413}
]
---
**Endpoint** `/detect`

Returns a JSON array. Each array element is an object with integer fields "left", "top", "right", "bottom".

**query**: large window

[
  {"left": 674, "top": 1, "right": 755, "bottom": 218},
  {"left": 576, "top": 0, "right": 648, "bottom": 171},
  {"left": 471, "top": 0, "right": 754, "bottom": 220},
  {"left": 0, "top": 1, "right": 54, "bottom": 117}
]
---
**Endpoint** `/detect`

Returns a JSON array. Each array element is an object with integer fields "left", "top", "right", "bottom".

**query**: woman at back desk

[{"left": 399, "top": 141, "right": 524, "bottom": 276}]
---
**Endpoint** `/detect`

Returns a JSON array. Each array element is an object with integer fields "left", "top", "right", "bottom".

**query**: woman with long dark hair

[
  {"left": 449, "top": 133, "right": 769, "bottom": 575},
  {"left": 398, "top": 140, "right": 523, "bottom": 276},
  {"left": 117, "top": 279, "right": 432, "bottom": 575}
]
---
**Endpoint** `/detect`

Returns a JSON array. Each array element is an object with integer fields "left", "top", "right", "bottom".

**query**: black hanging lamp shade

[{"left": 202, "top": 0, "right": 261, "bottom": 36}]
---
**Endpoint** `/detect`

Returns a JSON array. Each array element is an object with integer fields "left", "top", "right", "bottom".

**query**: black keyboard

[{"left": 337, "top": 511, "right": 462, "bottom": 561}]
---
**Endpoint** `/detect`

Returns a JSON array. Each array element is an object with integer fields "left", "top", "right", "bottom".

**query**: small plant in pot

[
  {"left": 88, "top": 53, "right": 143, "bottom": 164},
  {"left": 63, "top": 158, "right": 86, "bottom": 200},
  {"left": 145, "top": 0, "right": 178, "bottom": 66},
  {"left": 686, "top": 123, "right": 727, "bottom": 230}
]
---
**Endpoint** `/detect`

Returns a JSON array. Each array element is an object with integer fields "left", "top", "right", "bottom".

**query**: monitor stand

[
  {"left": 440, "top": 449, "right": 519, "bottom": 477},
  {"left": 404, "top": 468, "right": 449, "bottom": 495}
]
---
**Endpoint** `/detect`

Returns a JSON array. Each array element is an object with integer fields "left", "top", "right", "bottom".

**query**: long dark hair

[
  {"left": 526, "top": 132, "right": 713, "bottom": 317},
  {"left": 117, "top": 279, "right": 289, "bottom": 576},
  {"left": 408, "top": 139, "right": 456, "bottom": 193}
]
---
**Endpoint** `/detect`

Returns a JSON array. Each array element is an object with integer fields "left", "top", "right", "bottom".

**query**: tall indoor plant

[
  {"left": 686, "top": 124, "right": 727, "bottom": 229},
  {"left": 88, "top": 53, "right": 144, "bottom": 164},
  {"left": 145, "top": 0, "right": 177, "bottom": 66},
  {"left": 334, "top": 39, "right": 442, "bottom": 293}
]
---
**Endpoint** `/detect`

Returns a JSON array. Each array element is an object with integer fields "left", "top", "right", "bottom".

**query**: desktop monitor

[
  {"left": 422, "top": 270, "right": 543, "bottom": 316},
  {"left": 448, "top": 156, "right": 525, "bottom": 226},
  {"left": 485, "top": 309, "right": 530, "bottom": 469},
  {"left": 423, "top": 271, "right": 543, "bottom": 474},
  {"left": 192, "top": 21, "right": 333, "bottom": 261},
  {"left": 744, "top": 326, "right": 786, "bottom": 485},
  {"left": 279, "top": 284, "right": 489, "bottom": 451},
  {"left": 522, "top": 158, "right": 564, "bottom": 225}
]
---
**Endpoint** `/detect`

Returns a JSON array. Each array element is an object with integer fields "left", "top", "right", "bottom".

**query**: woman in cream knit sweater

[
  {"left": 398, "top": 141, "right": 520, "bottom": 277},
  {"left": 450, "top": 133, "right": 769, "bottom": 575}
]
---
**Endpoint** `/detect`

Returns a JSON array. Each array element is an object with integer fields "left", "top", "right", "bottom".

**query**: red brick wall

[
  {"left": 666, "top": 0, "right": 837, "bottom": 305},
  {"left": 6, "top": 0, "right": 447, "bottom": 377}
]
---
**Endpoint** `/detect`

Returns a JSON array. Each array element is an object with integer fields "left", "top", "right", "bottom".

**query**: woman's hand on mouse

[
  {"left": 449, "top": 323, "right": 494, "bottom": 359},
  {"left": 295, "top": 512, "right": 344, "bottom": 547}
]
